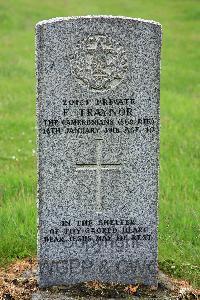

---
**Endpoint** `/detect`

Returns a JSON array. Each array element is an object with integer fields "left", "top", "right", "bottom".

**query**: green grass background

[{"left": 0, "top": 0, "right": 199, "bottom": 287}]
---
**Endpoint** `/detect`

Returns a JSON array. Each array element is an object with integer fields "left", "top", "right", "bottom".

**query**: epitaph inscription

[{"left": 36, "top": 16, "right": 162, "bottom": 287}]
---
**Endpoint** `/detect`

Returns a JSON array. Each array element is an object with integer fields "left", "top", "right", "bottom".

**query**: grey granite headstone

[{"left": 36, "top": 16, "right": 162, "bottom": 288}]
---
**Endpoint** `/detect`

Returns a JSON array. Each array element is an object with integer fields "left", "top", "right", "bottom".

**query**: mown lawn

[{"left": 0, "top": 0, "right": 199, "bottom": 287}]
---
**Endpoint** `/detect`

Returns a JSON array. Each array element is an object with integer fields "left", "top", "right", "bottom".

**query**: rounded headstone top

[{"left": 35, "top": 15, "right": 162, "bottom": 28}]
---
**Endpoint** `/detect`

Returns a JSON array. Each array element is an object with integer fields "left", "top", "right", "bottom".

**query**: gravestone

[{"left": 36, "top": 16, "right": 162, "bottom": 288}]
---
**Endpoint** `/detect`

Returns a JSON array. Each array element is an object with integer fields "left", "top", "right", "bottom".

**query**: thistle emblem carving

[{"left": 71, "top": 35, "right": 128, "bottom": 91}]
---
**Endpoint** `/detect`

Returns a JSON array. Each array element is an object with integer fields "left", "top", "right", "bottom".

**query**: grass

[{"left": 0, "top": 0, "right": 199, "bottom": 288}]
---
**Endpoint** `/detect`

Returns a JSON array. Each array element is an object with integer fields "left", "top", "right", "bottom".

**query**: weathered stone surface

[
  {"left": 36, "top": 16, "right": 162, "bottom": 288},
  {"left": 32, "top": 291, "right": 175, "bottom": 300},
  {"left": 32, "top": 292, "right": 75, "bottom": 300}
]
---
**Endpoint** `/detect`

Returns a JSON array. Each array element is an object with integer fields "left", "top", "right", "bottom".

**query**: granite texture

[{"left": 36, "top": 16, "right": 162, "bottom": 288}]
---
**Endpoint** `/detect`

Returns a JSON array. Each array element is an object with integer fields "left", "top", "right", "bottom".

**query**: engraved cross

[{"left": 76, "top": 139, "right": 121, "bottom": 211}]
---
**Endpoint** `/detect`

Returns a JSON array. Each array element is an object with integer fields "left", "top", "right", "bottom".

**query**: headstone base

[
  {"left": 32, "top": 292, "right": 127, "bottom": 300},
  {"left": 32, "top": 290, "right": 176, "bottom": 300}
]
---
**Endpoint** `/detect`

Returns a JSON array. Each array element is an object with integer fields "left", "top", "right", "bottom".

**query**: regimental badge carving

[{"left": 71, "top": 35, "right": 128, "bottom": 91}]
